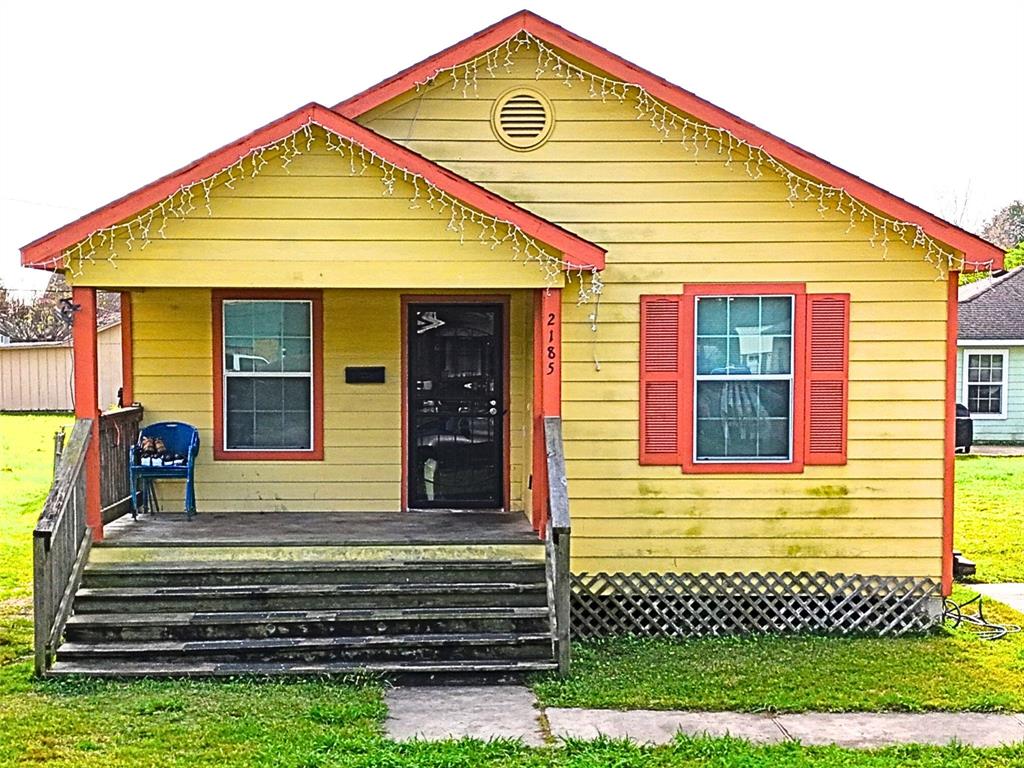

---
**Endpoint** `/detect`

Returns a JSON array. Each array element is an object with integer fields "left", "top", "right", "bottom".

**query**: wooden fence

[{"left": 0, "top": 323, "right": 121, "bottom": 411}]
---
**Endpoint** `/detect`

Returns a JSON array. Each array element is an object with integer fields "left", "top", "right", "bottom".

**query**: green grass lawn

[
  {"left": 532, "top": 591, "right": 1024, "bottom": 712},
  {"left": 1, "top": 414, "right": 1023, "bottom": 766},
  {"left": 955, "top": 455, "right": 1024, "bottom": 583}
]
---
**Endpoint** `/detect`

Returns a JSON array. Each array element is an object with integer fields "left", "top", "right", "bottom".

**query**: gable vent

[{"left": 492, "top": 89, "right": 554, "bottom": 150}]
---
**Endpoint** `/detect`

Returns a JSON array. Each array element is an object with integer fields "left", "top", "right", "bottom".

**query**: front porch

[{"left": 33, "top": 409, "right": 571, "bottom": 680}]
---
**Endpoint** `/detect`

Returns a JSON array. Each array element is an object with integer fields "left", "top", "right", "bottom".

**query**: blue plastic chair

[{"left": 129, "top": 422, "right": 200, "bottom": 519}]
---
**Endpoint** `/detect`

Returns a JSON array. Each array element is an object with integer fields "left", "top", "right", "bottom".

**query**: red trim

[
  {"left": 119, "top": 292, "right": 134, "bottom": 406},
  {"left": 336, "top": 11, "right": 1001, "bottom": 273},
  {"left": 942, "top": 273, "right": 958, "bottom": 596},
  {"left": 400, "top": 295, "right": 512, "bottom": 512},
  {"left": 21, "top": 102, "right": 604, "bottom": 272},
  {"left": 531, "top": 288, "right": 562, "bottom": 533},
  {"left": 804, "top": 294, "right": 850, "bottom": 466},
  {"left": 72, "top": 287, "right": 103, "bottom": 540},
  {"left": 211, "top": 289, "right": 324, "bottom": 462},
  {"left": 679, "top": 283, "right": 806, "bottom": 474}
]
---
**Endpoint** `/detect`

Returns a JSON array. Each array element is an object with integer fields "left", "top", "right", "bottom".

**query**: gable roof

[
  {"left": 20, "top": 102, "right": 604, "bottom": 271},
  {"left": 958, "top": 267, "right": 1024, "bottom": 341},
  {"left": 336, "top": 10, "right": 1003, "bottom": 273}
]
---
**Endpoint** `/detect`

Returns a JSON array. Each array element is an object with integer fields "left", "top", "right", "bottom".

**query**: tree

[
  {"left": 980, "top": 200, "right": 1024, "bottom": 250},
  {"left": 0, "top": 273, "right": 121, "bottom": 342},
  {"left": 959, "top": 201, "right": 1024, "bottom": 285}
]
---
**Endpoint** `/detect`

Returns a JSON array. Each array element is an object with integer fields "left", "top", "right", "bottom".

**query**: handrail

[
  {"left": 98, "top": 405, "right": 144, "bottom": 523},
  {"left": 33, "top": 418, "right": 93, "bottom": 676},
  {"left": 543, "top": 415, "right": 571, "bottom": 674}
]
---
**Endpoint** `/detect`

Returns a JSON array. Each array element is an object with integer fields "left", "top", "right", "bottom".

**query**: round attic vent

[{"left": 492, "top": 88, "right": 554, "bottom": 151}]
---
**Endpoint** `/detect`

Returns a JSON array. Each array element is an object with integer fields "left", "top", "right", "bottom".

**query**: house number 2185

[{"left": 546, "top": 312, "right": 557, "bottom": 375}]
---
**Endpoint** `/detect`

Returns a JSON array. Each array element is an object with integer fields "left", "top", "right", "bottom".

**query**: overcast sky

[{"left": 1, "top": 0, "right": 1021, "bottom": 293}]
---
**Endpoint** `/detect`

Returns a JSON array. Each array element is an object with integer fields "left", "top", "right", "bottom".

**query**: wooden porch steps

[{"left": 51, "top": 557, "right": 557, "bottom": 682}]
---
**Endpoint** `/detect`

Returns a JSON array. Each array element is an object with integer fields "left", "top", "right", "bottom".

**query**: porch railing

[
  {"left": 543, "top": 415, "right": 571, "bottom": 675},
  {"left": 99, "top": 405, "right": 143, "bottom": 523},
  {"left": 33, "top": 418, "right": 93, "bottom": 675}
]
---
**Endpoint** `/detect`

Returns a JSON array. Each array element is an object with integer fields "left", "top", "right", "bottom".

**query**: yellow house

[{"left": 23, "top": 11, "right": 1003, "bottom": 679}]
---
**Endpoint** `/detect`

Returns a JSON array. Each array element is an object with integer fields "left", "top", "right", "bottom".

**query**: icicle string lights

[
  {"left": 414, "top": 31, "right": 980, "bottom": 278},
  {"left": 61, "top": 121, "right": 603, "bottom": 304}
]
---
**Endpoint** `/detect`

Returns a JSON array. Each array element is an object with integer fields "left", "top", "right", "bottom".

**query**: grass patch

[
  {"left": 0, "top": 413, "right": 72, "bottom": 668},
  {"left": 955, "top": 455, "right": 1024, "bottom": 583},
  {"left": 532, "top": 586, "right": 1024, "bottom": 712}
]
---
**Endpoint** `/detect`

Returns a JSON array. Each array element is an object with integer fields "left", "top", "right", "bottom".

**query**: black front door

[{"left": 407, "top": 303, "right": 504, "bottom": 509}]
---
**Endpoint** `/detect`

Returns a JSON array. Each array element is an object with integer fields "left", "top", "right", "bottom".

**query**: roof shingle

[{"left": 958, "top": 267, "right": 1024, "bottom": 340}]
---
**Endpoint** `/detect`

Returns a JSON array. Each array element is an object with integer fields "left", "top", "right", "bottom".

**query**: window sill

[
  {"left": 681, "top": 459, "right": 805, "bottom": 474},
  {"left": 213, "top": 448, "right": 324, "bottom": 462}
]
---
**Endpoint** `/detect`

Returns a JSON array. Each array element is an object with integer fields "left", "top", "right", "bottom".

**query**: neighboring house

[
  {"left": 958, "top": 267, "right": 1024, "bottom": 444},
  {"left": 0, "top": 321, "right": 122, "bottom": 411},
  {"left": 20, "top": 11, "right": 1004, "bottom": 678}
]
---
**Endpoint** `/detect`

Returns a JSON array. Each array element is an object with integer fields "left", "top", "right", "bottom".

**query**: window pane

[
  {"left": 223, "top": 302, "right": 254, "bottom": 337},
  {"left": 226, "top": 376, "right": 312, "bottom": 450},
  {"left": 696, "top": 337, "right": 729, "bottom": 374},
  {"left": 696, "top": 297, "right": 728, "bottom": 335},
  {"left": 253, "top": 302, "right": 284, "bottom": 336},
  {"left": 695, "top": 380, "right": 790, "bottom": 460},
  {"left": 283, "top": 302, "right": 311, "bottom": 335},
  {"left": 761, "top": 297, "right": 792, "bottom": 333},
  {"left": 281, "top": 337, "right": 312, "bottom": 373}
]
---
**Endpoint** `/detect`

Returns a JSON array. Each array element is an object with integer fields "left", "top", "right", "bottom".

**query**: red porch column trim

[
  {"left": 119, "top": 292, "right": 134, "bottom": 405},
  {"left": 532, "top": 288, "right": 562, "bottom": 532},
  {"left": 72, "top": 286, "right": 103, "bottom": 541},
  {"left": 942, "top": 273, "right": 958, "bottom": 596}
]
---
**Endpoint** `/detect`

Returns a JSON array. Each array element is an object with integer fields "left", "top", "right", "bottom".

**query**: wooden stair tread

[
  {"left": 47, "top": 658, "right": 559, "bottom": 678},
  {"left": 66, "top": 605, "right": 551, "bottom": 626},
  {"left": 76, "top": 582, "right": 545, "bottom": 599},
  {"left": 59, "top": 632, "right": 552, "bottom": 655},
  {"left": 84, "top": 559, "right": 544, "bottom": 574}
]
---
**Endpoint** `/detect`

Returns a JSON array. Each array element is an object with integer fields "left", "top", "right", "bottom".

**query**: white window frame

[
  {"left": 221, "top": 299, "right": 315, "bottom": 452},
  {"left": 962, "top": 348, "right": 1009, "bottom": 420},
  {"left": 692, "top": 294, "right": 795, "bottom": 463}
]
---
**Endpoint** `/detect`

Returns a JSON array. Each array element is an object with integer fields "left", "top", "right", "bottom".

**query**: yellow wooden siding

[
  {"left": 360, "top": 53, "right": 948, "bottom": 578},
  {"left": 131, "top": 287, "right": 532, "bottom": 513},
  {"left": 70, "top": 127, "right": 563, "bottom": 292}
]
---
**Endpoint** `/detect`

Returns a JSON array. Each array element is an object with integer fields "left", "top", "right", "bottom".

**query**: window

[
  {"left": 212, "top": 291, "right": 323, "bottom": 461},
  {"left": 694, "top": 295, "right": 794, "bottom": 462},
  {"left": 639, "top": 284, "right": 849, "bottom": 473},
  {"left": 963, "top": 350, "right": 1008, "bottom": 419}
]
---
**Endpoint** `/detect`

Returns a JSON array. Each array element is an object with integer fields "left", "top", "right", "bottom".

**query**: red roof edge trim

[
  {"left": 336, "top": 10, "right": 1002, "bottom": 273},
  {"left": 20, "top": 99, "right": 604, "bottom": 272}
]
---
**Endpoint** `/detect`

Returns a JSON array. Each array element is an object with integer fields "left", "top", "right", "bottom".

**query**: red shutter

[
  {"left": 640, "top": 295, "right": 682, "bottom": 465},
  {"left": 804, "top": 294, "right": 849, "bottom": 465}
]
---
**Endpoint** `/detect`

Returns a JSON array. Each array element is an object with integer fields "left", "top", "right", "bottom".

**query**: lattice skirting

[{"left": 571, "top": 572, "right": 942, "bottom": 638}]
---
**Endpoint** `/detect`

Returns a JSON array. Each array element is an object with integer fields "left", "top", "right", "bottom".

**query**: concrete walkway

[
  {"left": 970, "top": 444, "right": 1024, "bottom": 456},
  {"left": 384, "top": 686, "right": 1024, "bottom": 748},
  {"left": 973, "top": 583, "right": 1024, "bottom": 615}
]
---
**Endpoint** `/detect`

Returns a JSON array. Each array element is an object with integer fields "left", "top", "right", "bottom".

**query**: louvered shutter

[
  {"left": 804, "top": 294, "right": 850, "bottom": 465},
  {"left": 640, "top": 295, "right": 682, "bottom": 465}
]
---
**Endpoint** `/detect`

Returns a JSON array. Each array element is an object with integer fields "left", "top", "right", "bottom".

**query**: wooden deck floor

[{"left": 99, "top": 511, "right": 540, "bottom": 548}]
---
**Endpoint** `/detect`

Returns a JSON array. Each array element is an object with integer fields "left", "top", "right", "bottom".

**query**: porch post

[
  {"left": 72, "top": 286, "right": 103, "bottom": 541},
  {"left": 532, "top": 288, "right": 562, "bottom": 532},
  {"left": 119, "top": 291, "right": 133, "bottom": 406}
]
